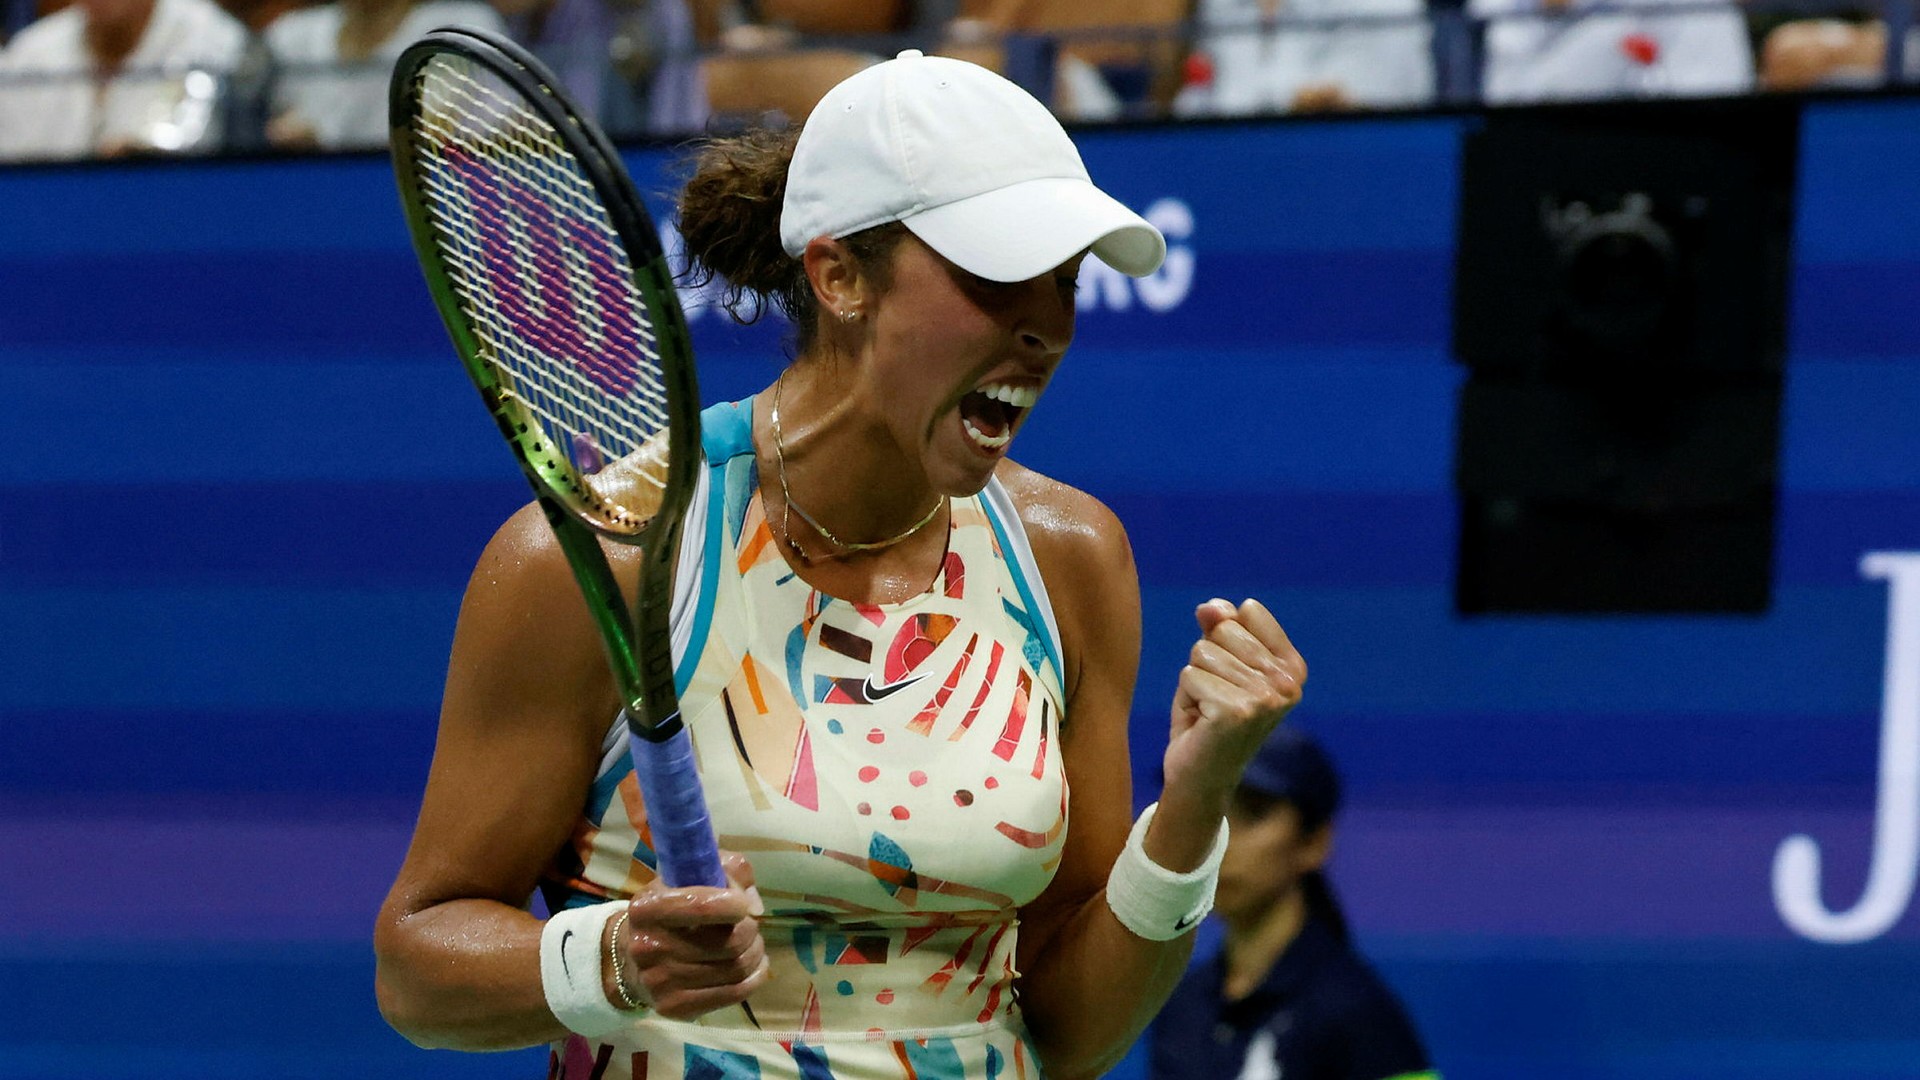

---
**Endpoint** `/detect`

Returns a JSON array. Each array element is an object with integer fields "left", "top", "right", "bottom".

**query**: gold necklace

[{"left": 770, "top": 373, "right": 946, "bottom": 563}]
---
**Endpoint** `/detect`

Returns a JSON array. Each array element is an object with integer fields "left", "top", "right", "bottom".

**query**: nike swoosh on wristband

[
  {"left": 560, "top": 929, "right": 575, "bottom": 975},
  {"left": 861, "top": 672, "right": 929, "bottom": 702},
  {"left": 1173, "top": 912, "right": 1201, "bottom": 931}
]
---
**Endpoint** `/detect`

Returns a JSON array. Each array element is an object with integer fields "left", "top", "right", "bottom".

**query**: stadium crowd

[{"left": 0, "top": 0, "right": 1910, "bottom": 160}]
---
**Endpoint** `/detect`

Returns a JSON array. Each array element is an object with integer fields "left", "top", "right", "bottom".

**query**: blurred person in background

[
  {"left": 490, "top": 0, "right": 706, "bottom": 138},
  {"left": 0, "top": 0, "right": 254, "bottom": 160},
  {"left": 686, "top": 0, "right": 1190, "bottom": 124},
  {"left": 1757, "top": 13, "right": 1913, "bottom": 90},
  {"left": 221, "top": 0, "right": 304, "bottom": 34},
  {"left": 941, "top": 0, "right": 1193, "bottom": 120},
  {"left": 1149, "top": 727, "right": 1437, "bottom": 1080},
  {"left": 1470, "top": 0, "right": 1753, "bottom": 103},
  {"left": 263, "top": 0, "right": 501, "bottom": 149},
  {"left": 1172, "top": 0, "right": 1434, "bottom": 117},
  {"left": 691, "top": 0, "right": 965, "bottom": 125}
]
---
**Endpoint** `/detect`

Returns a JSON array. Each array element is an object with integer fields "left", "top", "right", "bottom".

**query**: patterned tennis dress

[{"left": 540, "top": 398, "right": 1071, "bottom": 1080}]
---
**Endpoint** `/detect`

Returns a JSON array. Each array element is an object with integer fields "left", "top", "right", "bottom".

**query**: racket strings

[
  {"left": 415, "top": 75, "right": 669, "bottom": 439},
  {"left": 409, "top": 56, "right": 670, "bottom": 500}
]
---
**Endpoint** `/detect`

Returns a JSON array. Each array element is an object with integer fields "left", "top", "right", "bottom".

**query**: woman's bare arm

[
  {"left": 1000, "top": 469, "right": 1197, "bottom": 1080},
  {"left": 373, "top": 504, "right": 624, "bottom": 1048},
  {"left": 1002, "top": 464, "right": 1304, "bottom": 1080},
  {"left": 373, "top": 504, "right": 767, "bottom": 1048}
]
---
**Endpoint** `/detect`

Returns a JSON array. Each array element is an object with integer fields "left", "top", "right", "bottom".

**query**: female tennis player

[{"left": 373, "top": 49, "right": 1306, "bottom": 1080}]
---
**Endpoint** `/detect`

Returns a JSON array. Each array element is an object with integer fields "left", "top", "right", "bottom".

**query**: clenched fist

[{"left": 1164, "top": 598, "right": 1307, "bottom": 809}]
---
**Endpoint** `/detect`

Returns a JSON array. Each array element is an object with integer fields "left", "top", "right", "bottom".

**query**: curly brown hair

[{"left": 677, "top": 126, "right": 906, "bottom": 353}]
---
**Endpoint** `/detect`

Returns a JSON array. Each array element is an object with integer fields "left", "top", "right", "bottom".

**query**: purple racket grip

[{"left": 625, "top": 712, "right": 728, "bottom": 888}]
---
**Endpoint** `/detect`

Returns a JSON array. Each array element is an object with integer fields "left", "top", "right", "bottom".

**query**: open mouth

[{"left": 958, "top": 382, "right": 1039, "bottom": 454}]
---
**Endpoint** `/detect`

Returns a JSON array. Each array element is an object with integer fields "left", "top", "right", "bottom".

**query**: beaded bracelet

[{"left": 606, "top": 909, "right": 644, "bottom": 1010}]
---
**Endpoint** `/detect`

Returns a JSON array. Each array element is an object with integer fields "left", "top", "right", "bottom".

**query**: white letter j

[{"left": 1772, "top": 551, "right": 1920, "bottom": 944}]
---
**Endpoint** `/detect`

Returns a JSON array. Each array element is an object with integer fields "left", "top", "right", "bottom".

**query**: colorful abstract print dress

[{"left": 541, "top": 399, "right": 1071, "bottom": 1080}]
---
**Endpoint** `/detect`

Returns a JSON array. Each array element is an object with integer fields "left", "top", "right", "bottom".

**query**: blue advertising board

[{"left": 2, "top": 98, "right": 1918, "bottom": 1078}]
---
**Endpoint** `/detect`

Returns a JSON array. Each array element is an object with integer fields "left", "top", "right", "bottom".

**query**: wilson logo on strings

[{"left": 439, "top": 143, "right": 644, "bottom": 396}]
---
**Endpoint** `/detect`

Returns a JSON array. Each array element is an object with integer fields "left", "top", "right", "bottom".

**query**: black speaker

[{"left": 1452, "top": 99, "right": 1799, "bottom": 614}]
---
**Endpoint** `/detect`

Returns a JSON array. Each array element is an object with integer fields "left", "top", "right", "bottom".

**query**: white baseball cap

[{"left": 779, "top": 50, "right": 1167, "bottom": 283}]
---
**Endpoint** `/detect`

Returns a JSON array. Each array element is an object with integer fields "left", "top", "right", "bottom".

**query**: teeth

[
  {"left": 978, "top": 382, "right": 1039, "bottom": 408},
  {"left": 963, "top": 417, "right": 1013, "bottom": 450}
]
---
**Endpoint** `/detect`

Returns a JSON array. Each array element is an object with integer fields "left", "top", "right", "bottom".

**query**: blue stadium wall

[{"left": 4, "top": 96, "right": 1919, "bottom": 1079}]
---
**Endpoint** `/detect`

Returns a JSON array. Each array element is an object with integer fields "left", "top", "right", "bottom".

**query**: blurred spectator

[
  {"left": 1173, "top": 0, "right": 1434, "bottom": 116},
  {"left": 264, "top": 0, "right": 502, "bottom": 149},
  {"left": 0, "top": 0, "right": 253, "bottom": 160},
  {"left": 687, "top": 0, "right": 1189, "bottom": 124},
  {"left": 1472, "top": 0, "right": 1754, "bottom": 103},
  {"left": 693, "top": 0, "right": 892, "bottom": 124},
  {"left": 1149, "top": 728, "right": 1438, "bottom": 1080},
  {"left": 491, "top": 0, "right": 706, "bottom": 138},
  {"left": 944, "top": 0, "right": 1193, "bottom": 120},
  {"left": 746, "top": 0, "right": 956, "bottom": 37},
  {"left": 1759, "top": 15, "right": 1914, "bottom": 89},
  {"left": 222, "top": 0, "right": 305, "bottom": 34}
]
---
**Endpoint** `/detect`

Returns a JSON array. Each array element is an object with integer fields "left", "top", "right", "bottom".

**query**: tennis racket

[{"left": 388, "top": 26, "right": 723, "bottom": 890}]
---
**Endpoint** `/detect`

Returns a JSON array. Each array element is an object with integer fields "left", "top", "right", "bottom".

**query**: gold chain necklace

[{"left": 770, "top": 373, "right": 946, "bottom": 563}]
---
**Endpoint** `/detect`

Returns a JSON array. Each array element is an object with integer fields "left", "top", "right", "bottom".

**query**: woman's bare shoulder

[
  {"left": 467, "top": 500, "right": 641, "bottom": 606},
  {"left": 992, "top": 460, "right": 1141, "bottom": 694},
  {"left": 446, "top": 501, "right": 626, "bottom": 739},
  {"left": 991, "top": 459, "right": 1133, "bottom": 568}
]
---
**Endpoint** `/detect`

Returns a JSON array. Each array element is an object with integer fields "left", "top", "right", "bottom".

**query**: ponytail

[
  {"left": 677, "top": 127, "right": 906, "bottom": 353},
  {"left": 677, "top": 127, "right": 812, "bottom": 330}
]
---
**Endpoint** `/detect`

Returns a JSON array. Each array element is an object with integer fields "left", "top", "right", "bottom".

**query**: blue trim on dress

[
  {"left": 675, "top": 398, "right": 753, "bottom": 692},
  {"left": 978, "top": 483, "right": 1066, "bottom": 685},
  {"left": 700, "top": 396, "right": 754, "bottom": 462}
]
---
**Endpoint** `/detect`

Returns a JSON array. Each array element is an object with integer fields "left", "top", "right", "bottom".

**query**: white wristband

[
  {"left": 1104, "top": 802, "right": 1229, "bottom": 941},
  {"left": 539, "top": 899, "right": 641, "bottom": 1039}
]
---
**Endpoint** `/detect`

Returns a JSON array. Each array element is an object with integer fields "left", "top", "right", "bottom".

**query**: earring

[{"left": 841, "top": 308, "right": 860, "bottom": 323}]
